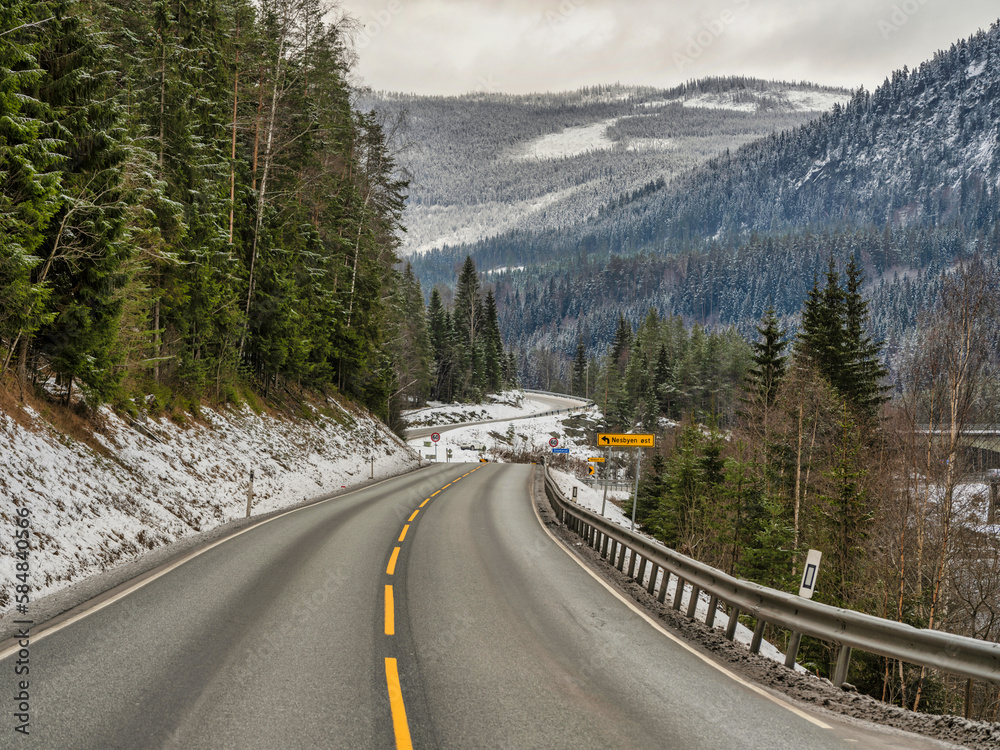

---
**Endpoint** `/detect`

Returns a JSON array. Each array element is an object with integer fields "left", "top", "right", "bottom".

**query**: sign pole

[
  {"left": 600, "top": 445, "right": 609, "bottom": 516},
  {"left": 630, "top": 447, "right": 641, "bottom": 532}
]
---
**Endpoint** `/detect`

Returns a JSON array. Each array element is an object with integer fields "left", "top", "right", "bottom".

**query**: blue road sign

[{"left": 552, "top": 448, "right": 570, "bottom": 454}]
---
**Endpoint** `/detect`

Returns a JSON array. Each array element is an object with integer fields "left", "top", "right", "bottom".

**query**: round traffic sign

[
  {"left": 431, "top": 432, "right": 441, "bottom": 443},
  {"left": 549, "top": 437, "right": 559, "bottom": 448}
]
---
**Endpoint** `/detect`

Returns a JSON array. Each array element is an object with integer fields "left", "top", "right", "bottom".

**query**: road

[
  {"left": 404, "top": 392, "right": 588, "bottom": 441},
  {"left": 0, "top": 464, "right": 951, "bottom": 749}
]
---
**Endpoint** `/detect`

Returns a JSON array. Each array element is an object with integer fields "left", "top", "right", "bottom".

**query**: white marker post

[
  {"left": 799, "top": 549, "right": 822, "bottom": 599},
  {"left": 785, "top": 549, "right": 823, "bottom": 670},
  {"left": 246, "top": 469, "right": 255, "bottom": 518}
]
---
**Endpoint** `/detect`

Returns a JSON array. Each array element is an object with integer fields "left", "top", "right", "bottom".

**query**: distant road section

[{"left": 405, "top": 391, "right": 589, "bottom": 441}]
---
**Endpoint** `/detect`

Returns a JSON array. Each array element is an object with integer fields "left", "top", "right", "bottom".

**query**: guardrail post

[
  {"left": 705, "top": 596, "right": 719, "bottom": 628},
  {"left": 609, "top": 539, "right": 618, "bottom": 565},
  {"left": 834, "top": 645, "right": 853, "bottom": 687},
  {"left": 601, "top": 534, "right": 610, "bottom": 558},
  {"left": 627, "top": 551, "right": 638, "bottom": 579},
  {"left": 785, "top": 632, "right": 803, "bottom": 668},
  {"left": 686, "top": 586, "right": 701, "bottom": 620},
  {"left": 646, "top": 565, "right": 659, "bottom": 594},
  {"left": 617, "top": 546, "right": 627, "bottom": 572},
  {"left": 672, "top": 578, "right": 686, "bottom": 611},
  {"left": 725, "top": 606, "right": 740, "bottom": 641},
  {"left": 657, "top": 571, "right": 671, "bottom": 604},
  {"left": 750, "top": 618, "right": 766, "bottom": 654},
  {"left": 636, "top": 557, "right": 647, "bottom": 584}
]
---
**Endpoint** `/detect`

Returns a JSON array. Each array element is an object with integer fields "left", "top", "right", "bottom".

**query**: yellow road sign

[
  {"left": 598, "top": 433, "right": 655, "bottom": 448},
  {"left": 588, "top": 457, "right": 606, "bottom": 463},
  {"left": 588, "top": 465, "right": 595, "bottom": 476}
]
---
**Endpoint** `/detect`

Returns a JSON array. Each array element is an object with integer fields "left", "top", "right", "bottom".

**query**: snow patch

[
  {"left": 0, "top": 399, "right": 418, "bottom": 614},
  {"left": 967, "top": 60, "right": 987, "bottom": 78},
  {"left": 515, "top": 120, "right": 617, "bottom": 160}
]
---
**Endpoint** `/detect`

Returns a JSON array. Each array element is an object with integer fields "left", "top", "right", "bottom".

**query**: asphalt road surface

[{"left": 0, "top": 464, "right": 953, "bottom": 749}]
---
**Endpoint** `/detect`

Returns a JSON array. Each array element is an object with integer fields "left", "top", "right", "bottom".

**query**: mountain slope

[
  {"left": 365, "top": 79, "right": 851, "bottom": 255},
  {"left": 407, "top": 22, "right": 1000, "bottom": 378}
]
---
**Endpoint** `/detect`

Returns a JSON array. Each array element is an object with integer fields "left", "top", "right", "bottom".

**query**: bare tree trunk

[
  {"left": 794, "top": 401, "right": 803, "bottom": 551},
  {"left": 228, "top": 21, "right": 240, "bottom": 245},
  {"left": 239, "top": 3, "right": 289, "bottom": 361}
]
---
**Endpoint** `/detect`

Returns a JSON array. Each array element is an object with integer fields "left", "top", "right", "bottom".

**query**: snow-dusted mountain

[
  {"left": 364, "top": 79, "right": 852, "bottom": 255},
  {"left": 404, "top": 22, "right": 1000, "bottom": 373}
]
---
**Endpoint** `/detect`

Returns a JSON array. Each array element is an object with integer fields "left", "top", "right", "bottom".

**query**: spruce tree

[
  {"left": 0, "top": 0, "right": 61, "bottom": 375},
  {"left": 842, "top": 257, "right": 889, "bottom": 420},
  {"left": 746, "top": 306, "right": 788, "bottom": 409},
  {"left": 571, "top": 335, "right": 587, "bottom": 397}
]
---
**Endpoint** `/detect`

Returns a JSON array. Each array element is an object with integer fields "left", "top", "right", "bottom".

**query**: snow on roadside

[
  {"left": 0, "top": 398, "right": 418, "bottom": 613},
  {"left": 404, "top": 390, "right": 556, "bottom": 427}
]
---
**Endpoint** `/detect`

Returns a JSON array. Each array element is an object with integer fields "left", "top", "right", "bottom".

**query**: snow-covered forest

[
  {"left": 364, "top": 79, "right": 849, "bottom": 254},
  {"left": 0, "top": 0, "right": 410, "bottom": 420}
]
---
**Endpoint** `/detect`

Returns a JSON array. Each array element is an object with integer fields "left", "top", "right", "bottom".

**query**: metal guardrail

[{"left": 543, "top": 464, "right": 1000, "bottom": 689}]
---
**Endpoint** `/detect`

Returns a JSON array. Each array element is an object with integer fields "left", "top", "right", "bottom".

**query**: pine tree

[
  {"left": 482, "top": 288, "right": 504, "bottom": 393},
  {"left": 841, "top": 256, "right": 889, "bottom": 420},
  {"left": 610, "top": 312, "right": 632, "bottom": 376},
  {"left": 745, "top": 306, "right": 788, "bottom": 409},
  {"left": 0, "top": 0, "right": 62, "bottom": 378},
  {"left": 30, "top": 0, "right": 132, "bottom": 402},
  {"left": 571, "top": 335, "right": 587, "bottom": 397}
]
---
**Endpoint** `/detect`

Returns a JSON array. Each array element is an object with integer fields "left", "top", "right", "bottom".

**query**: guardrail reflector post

[
  {"left": 750, "top": 618, "right": 766, "bottom": 654},
  {"left": 725, "top": 606, "right": 740, "bottom": 641},
  {"left": 785, "top": 632, "right": 803, "bottom": 668},
  {"left": 834, "top": 645, "right": 853, "bottom": 687}
]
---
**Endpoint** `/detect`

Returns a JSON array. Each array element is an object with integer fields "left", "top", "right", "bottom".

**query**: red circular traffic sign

[
  {"left": 431, "top": 432, "right": 441, "bottom": 443},
  {"left": 549, "top": 437, "right": 559, "bottom": 448}
]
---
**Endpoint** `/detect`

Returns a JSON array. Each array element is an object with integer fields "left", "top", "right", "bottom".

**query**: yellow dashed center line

[
  {"left": 386, "top": 547, "right": 400, "bottom": 576},
  {"left": 382, "top": 469, "right": 481, "bottom": 746},
  {"left": 384, "top": 585, "right": 395, "bottom": 635},
  {"left": 385, "top": 658, "right": 413, "bottom": 749}
]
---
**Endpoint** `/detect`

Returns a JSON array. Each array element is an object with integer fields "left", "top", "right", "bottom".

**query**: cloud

[{"left": 341, "top": 0, "right": 1000, "bottom": 95}]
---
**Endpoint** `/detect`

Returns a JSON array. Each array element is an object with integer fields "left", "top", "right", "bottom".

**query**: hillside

[
  {"left": 408, "top": 23, "right": 1000, "bottom": 375},
  {"left": 0, "top": 393, "right": 418, "bottom": 613},
  {"left": 365, "top": 79, "right": 851, "bottom": 256}
]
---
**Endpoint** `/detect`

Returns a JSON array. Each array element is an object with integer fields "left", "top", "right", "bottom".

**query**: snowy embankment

[
  {"left": 403, "top": 391, "right": 558, "bottom": 427},
  {"left": 0, "top": 397, "right": 418, "bottom": 612}
]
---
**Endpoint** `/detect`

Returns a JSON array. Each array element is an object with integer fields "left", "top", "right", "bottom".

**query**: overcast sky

[{"left": 337, "top": 0, "right": 998, "bottom": 96}]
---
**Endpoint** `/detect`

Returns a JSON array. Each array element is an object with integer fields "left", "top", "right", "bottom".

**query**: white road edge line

[
  {"left": 529, "top": 469, "right": 832, "bottom": 731},
  {"left": 0, "top": 470, "right": 426, "bottom": 660}
]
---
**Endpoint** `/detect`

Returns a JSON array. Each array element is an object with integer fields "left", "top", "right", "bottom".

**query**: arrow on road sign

[{"left": 588, "top": 465, "right": 595, "bottom": 476}]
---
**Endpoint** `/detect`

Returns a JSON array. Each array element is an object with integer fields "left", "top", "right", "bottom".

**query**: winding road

[{"left": 0, "top": 464, "right": 953, "bottom": 749}]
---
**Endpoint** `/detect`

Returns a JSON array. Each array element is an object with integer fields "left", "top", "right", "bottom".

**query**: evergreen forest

[{"left": 0, "top": 0, "right": 413, "bottom": 422}]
